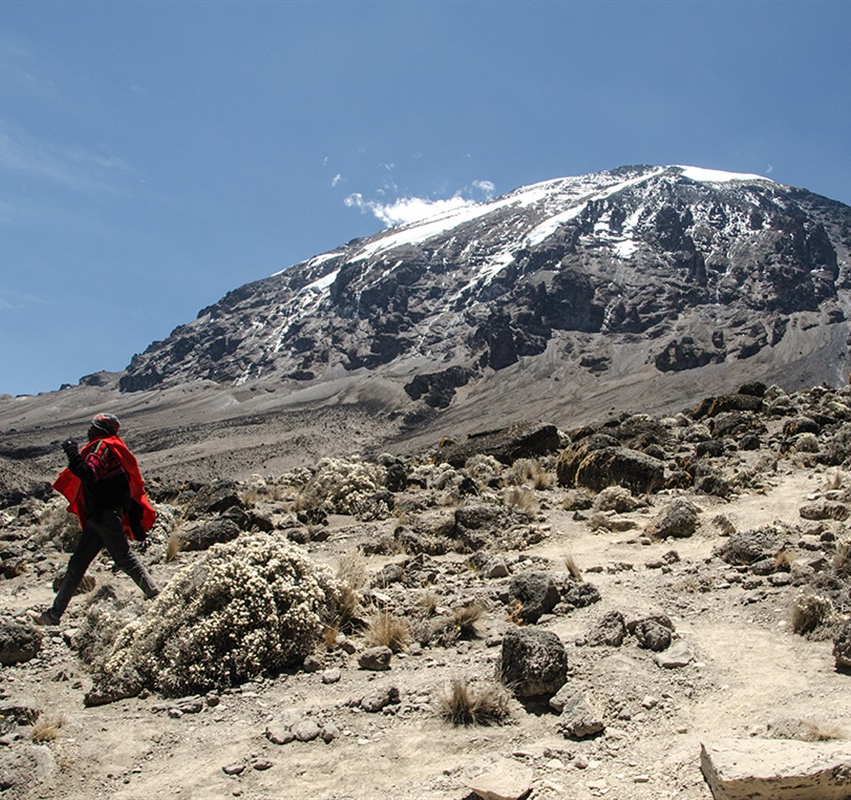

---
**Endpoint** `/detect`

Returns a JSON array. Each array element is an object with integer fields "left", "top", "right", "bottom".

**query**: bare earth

[{"left": 4, "top": 437, "right": 851, "bottom": 800}]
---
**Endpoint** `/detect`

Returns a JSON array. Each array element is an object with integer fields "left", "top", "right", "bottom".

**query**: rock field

[{"left": 5, "top": 380, "right": 851, "bottom": 799}]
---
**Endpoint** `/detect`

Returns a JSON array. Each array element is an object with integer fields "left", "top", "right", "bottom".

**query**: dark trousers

[{"left": 51, "top": 509, "right": 159, "bottom": 619}]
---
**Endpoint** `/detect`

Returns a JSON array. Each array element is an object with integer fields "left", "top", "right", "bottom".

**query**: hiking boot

[{"left": 32, "top": 609, "right": 61, "bottom": 626}]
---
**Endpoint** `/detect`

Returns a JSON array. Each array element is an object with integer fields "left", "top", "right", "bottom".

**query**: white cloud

[
  {"left": 343, "top": 178, "right": 497, "bottom": 228},
  {"left": 331, "top": 173, "right": 342, "bottom": 187},
  {"left": 472, "top": 179, "right": 496, "bottom": 199},
  {"left": 345, "top": 192, "right": 477, "bottom": 227}
]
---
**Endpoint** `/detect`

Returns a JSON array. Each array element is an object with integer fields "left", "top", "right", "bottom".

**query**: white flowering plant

[{"left": 98, "top": 532, "right": 342, "bottom": 697}]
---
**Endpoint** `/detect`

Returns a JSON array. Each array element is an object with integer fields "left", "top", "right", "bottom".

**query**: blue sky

[{"left": 1, "top": 0, "right": 850, "bottom": 396}]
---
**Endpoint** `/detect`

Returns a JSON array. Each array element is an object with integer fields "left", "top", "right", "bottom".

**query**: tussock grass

[
  {"left": 791, "top": 593, "right": 834, "bottom": 636},
  {"left": 452, "top": 604, "right": 484, "bottom": 638},
  {"left": 166, "top": 532, "right": 181, "bottom": 562},
  {"left": 504, "top": 487, "right": 538, "bottom": 516},
  {"left": 506, "top": 459, "right": 551, "bottom": 490},
  {"left": 364, "top": 611, "right": 411, "bottom": 653},
  {"left": 333, "top": 551, "right": 368, "bottom": 630},
  {"left": 30, "top": 714, "right": 66, "bottom": 742},
  {"left": 824, "top": 470, "right": 845, "bottom": 491},
  {"left": 437, "top": 679, "right": 511, "bottom": 726},
  {"left": 774, "top": 549, "right": 794, "bottom": 572},
  {"left": 834, "top": 537, "right": 851, "bottom": 576},
  {"left": 418, "top": 589, "right": 440, "bottom": 615},
  {"left": 563, "top": 552, "right": 582, "bottom": 581}
]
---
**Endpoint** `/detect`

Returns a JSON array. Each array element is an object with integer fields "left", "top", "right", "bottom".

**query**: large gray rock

[
  {"left": 507, "top": 571, "right": 560, "bottom": 624},
  {"left": 464, "top": 755, "right": 534, "bottom": 800},
  {"left": 558, "top": 436, "right": 664, "bottom": 494},
  {"left": 833, "top": 621, "right": 851, "bottom": 670},
  {"left": 500, "top": 628, "right": 567, "bottom": 698},
  {"left": 585, "top": 610, "right": 627, "bottom": 647},
  {"left": 645, "top": 498, "right": 701, "bottom": 539},
  {"left": 178, "top": 518, "right": 241, "bottom": 551},
  {"left": 434, "top": 422, "right": 561, "bottom": 468},
  {"left": 185, "top": 480, "right": 244, "bottom": 518},
  {"left": 0, "top": 622, "right": 42, "bottom": 666},
  {"left": 701, "top": 738, "right": 851, "bottom": 799},
  {"left": 554, "top": 690, "right": 605, "bottom": 740}
]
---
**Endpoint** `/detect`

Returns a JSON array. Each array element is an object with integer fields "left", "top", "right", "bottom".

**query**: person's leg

[
  {"left": 46, "top": 527, "right": 103, "bottom": 621},
  {"left": 95, "top": 510, "right": 160, "bottom": 599}
]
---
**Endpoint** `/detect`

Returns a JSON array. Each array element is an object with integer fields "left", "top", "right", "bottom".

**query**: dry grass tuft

[
  {"left": 834, "top": 537, "right": 851, "bottom": 576},
  {"left": 504, "top": 487, "right": 538, "bottom": 516},
  {"left": 364, "top": 611, "right": 411, "bottom": 653},
  {"left": 824, "top": 470, "right": 845, "bottom": 491},
  {"left": 452, "top": 604, "right": 484, "bottom": 638},
  {"left": 437, "top": 678, "right": 511, "bottom": 726},
  {"left": 331, "top": 551, "right": 369, "bottom": 630},
  {"left": 418, "top": 589, "right": 440, "bottom": 616},
  {"left": 166, "top": 532, "right": 181, "bottom": 562},
  {"left": 791, "top": 593, "right": 834, "bottom": 636},
  {"left": 800, "top": 720, "right": 847, "bottom": 741},
  {"left": 774, "top": 549, "right": 794, "bottom": 572},
  {"left": 30, "top": 714, "right": 66, "bottom": 742},
  {"left": 323, "top": 623, "right": 340, "bottom": 651},
  {"left": 337, "top": 551, "right": 368, "bottom": 590},
  {"left": 563, "top": 552, "right": 582, "bottom": 581},
  {"left": 506, "top": 459, "right": 551, "bottom": 490}
]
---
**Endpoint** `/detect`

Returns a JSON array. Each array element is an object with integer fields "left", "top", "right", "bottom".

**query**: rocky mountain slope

[{"left": 119, "top": 165, "right": 851, "bottom": 415}]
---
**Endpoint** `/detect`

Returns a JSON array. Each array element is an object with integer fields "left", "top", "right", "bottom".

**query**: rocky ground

[{"left": 4, "top": 381, "right": 851, "bottom": 800}]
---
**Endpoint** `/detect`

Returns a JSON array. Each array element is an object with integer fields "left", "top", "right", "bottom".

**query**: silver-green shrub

[
  {"left": 298, "top": 457, "right": 391, "bottom": 520},
  {"left": 98, "top": 532, "right": 341, "bottom": 697}
]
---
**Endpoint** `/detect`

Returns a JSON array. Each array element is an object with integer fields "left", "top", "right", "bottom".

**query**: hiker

[{"left": 34, "top": 413, "right": 159, "bottom": 626}]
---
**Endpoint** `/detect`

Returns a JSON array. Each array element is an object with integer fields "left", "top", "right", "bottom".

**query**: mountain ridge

[{"left": 116, "top": 164, "right": 851, "bottom": 405}]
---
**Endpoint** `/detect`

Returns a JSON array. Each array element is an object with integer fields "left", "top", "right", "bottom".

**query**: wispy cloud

[
  {"left": 0, "top": 118, "right": 137, "bottom": 195},
  {"left": 344, "top": 179, "right": 497, "bottom": 227}
]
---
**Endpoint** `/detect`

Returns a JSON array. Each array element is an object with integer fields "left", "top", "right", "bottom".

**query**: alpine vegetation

[{"left": 92, "top": 533, "right": 342, "bottom": 698}]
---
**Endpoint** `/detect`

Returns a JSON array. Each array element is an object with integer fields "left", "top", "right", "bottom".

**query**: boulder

[
  {"left": 554, "top": 690, "right": 605, "bottom": 739},
  {"left": 358, "top": 646, "right": 392, "bottom": 671},
  {"left": 0, "top": 622, "right": 42, "bottom": 666},
  {"left": 500, "top": 628, "right": 567, "bottom": 698},
  {"left": 630, "top": 617, "right": 674, "bottom": 651},
  {"left": 464, "top": 755, "right": 534, "bottom": 800},
  {"left": 557, "top": 440, "right": 665, "bottom": 494},
  {"left": 714, "top": 526, "right": 788, "bottom": 566},
  {"left": 833, "top": 621, "right": 851, "bottom": 670},
  {"left": 585, "top": 610, "right": 627, "bottom": 647},
  {"left": 178, "top": 518, "right": 241, "bottom": 551},
  {"left": 507, "top": 571, "right": 560, "bottom": 624},
  {"left": 701, "top": 738, "right": 851, "bottom": 800},
  {"left": 435, "top": 422, "right": 561, "bottom": 468},
  {"left": 185, "top": 480, "right": 244, "bottom": 518},
  {"left": 359, "top": 684, "right": 400, "bottom": 713},
  {"left": 645, "top": 498, "right": 701, "bottom": 539}
]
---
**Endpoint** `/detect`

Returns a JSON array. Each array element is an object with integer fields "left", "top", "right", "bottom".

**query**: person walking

[{"left": 34, "top": 413, "right": 159, "bottom": 626}]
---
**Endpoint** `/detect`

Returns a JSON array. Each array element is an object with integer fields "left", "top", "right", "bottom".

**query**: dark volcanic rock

[
  {"left": 500, "top": 627, "right": 567, "bottom": 698},
  {"left": 434, "top": 422, "right": 561, "bottom": 467},
  {"left": 508, "top": 571, "right": 561, "bottom": 624},
  {"left": 0, "top": 622, "right": 42, "bottom": 666}
]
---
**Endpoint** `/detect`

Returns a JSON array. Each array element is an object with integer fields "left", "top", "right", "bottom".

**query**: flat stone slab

[
  {"left": 701, "top": 738, "right": 851, "bottom": 800},
  {"left": 465, "top": 755, "right": 533, "bottom": 800}
]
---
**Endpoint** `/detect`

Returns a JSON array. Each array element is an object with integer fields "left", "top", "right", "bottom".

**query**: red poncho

[{"left": 53, "top": 435, "right": 156, "bottom": 540}]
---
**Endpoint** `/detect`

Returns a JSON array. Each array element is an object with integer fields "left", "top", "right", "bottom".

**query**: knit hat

[{"left": 91, "top": 413, "right": 120, "bottom": 436}]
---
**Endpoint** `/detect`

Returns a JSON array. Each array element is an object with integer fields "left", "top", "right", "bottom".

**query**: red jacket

[{"left": 53, "top": 435, "right": 156, "bottom": 540}]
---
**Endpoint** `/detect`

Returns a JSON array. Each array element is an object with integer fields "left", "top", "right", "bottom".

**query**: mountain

[{"left": 117, "top": 165, "right": 851, "bottom": 423}]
